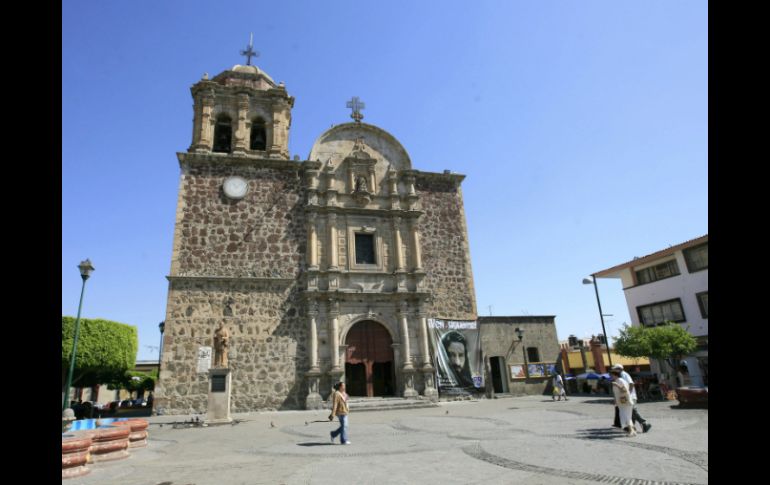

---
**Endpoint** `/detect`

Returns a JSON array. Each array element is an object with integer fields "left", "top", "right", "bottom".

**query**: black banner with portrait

[{"left": 428, "top": 319, "right": 484, "bottom": 395}]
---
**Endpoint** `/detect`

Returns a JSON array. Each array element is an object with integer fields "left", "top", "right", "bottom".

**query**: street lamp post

[
  {"left": 582, "top": 276, "right": 613, "bottom": 367},
  {"left": 158, "top": 321, "right": 165, "bottom": 372},
  {"left": 154, "top": 321, "right": 165, "bottom": 413},
  {"left": 515, "top": 327, "right": 527, "bottom": 378},
  {"left": 63, "top": 259, "right": 95, "bottom": 412}
]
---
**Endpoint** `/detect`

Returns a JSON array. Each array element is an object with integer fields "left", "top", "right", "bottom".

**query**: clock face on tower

[{"left": 223, "top": 176, "right": 248, "bottom": 199}]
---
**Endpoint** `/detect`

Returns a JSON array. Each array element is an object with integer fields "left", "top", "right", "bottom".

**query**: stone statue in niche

[
  {"left": 214, "top": 321, "right": 230, "bottom": 368},
  {"left": 353, "top": 174, "right": 372, "bottom": 205},
  {"left": 354, "top": 175, "right": 369, "bottom": 193}
]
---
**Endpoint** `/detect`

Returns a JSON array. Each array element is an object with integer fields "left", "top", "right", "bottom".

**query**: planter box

[{"left": 676, "top": 387, "right": 708, "bottom": 408}]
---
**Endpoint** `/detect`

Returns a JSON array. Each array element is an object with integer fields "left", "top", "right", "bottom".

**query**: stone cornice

[
  {"left": 301, "top": 160, "right": 323, "bottom": 170},
  {"left": 192, "top": 77, "right": 292, "bottom": 102},
  {"left": 305, "top": 205, "right": 423, "bottom": 218},
  {"left": 167, "top": 275, "right": 296, "bottom": 283},
  {"left": 477, "top": 316, "right": 556, "bottom": 324},
  {"left": 178, "top": 152, "right": 301, "bottom": 170},
  {"left": 410, "top": 169, "right": 466, "bottom": 184},
  {"left": 303, "top": 290, "right": 431, "bottom": 300},
  {"left": 305, "top": 269, "right": 425, "bottom": 277}
]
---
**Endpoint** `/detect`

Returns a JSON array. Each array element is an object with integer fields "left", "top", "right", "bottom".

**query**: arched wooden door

[{"left": 345, "top": 321, "right": 395, "bottom": 397}]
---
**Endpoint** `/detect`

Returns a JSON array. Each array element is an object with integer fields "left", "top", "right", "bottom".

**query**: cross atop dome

[
  {"left": 346, "top": 96, "right": 365, "bottom": 123},
  {"left": 240, "top": 33, "right": 259, "bottom": 66}
]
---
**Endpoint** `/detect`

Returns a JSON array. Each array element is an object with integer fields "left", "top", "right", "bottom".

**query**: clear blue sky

[{"left": 62, "top": 1, "right": 708, "bottom": 361}]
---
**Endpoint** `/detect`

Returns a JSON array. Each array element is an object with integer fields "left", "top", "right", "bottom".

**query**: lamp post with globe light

[{"left": 63, "top": 259, "right": 95, "bottom": 412}]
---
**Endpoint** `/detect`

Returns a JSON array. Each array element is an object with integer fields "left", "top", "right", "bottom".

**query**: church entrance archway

[{"left": 344, "top": 320, "right": 395, "bottom": 397}]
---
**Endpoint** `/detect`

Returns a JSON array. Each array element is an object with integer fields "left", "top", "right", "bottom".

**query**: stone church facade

[{"left": 155, "top": 62, "right": 478, "bottom": 414}]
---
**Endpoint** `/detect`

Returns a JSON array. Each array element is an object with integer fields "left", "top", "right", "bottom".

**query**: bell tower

[{"left": 188, "top": 42, "right": 293, "bottom": 159}]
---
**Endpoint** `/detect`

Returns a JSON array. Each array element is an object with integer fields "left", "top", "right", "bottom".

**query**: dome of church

[
  {"left": 230, "top": 64, "right": 276, "bottom": 85},
  {"left": 308, "top": 122, "right": 412, "bottom": 172}
]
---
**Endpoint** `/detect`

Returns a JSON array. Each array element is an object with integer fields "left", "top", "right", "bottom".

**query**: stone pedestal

[
  {"left": 402, "top": 368, "right": 419, "bottom": 398},
  {"left": 206, "top": 368, "right": 232, "bottom": 424},
  {"left": 305, "top": 370, "right": 324, "bottom": 410},
  {"left": 395, "top": 271, "right": 408, "bottom": 292},
  {"left": 422, "top": 367, "right": 439, "bottom": 402}
]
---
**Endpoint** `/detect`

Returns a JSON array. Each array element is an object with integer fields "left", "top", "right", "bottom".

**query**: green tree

[
  {"left": 613, "top": 324, "right": 651, "bottom": 358},
  {"left": 106, "top": 369, "right": 157, "bottom": 394},
  {"left": 61, "top": 316, "right": 138, "bottom": 390},
  {"left": 613, "top": 321, "right": 697, "bottom": 387}
]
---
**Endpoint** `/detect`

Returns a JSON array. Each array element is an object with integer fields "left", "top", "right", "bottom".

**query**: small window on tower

[
  {"left": 355, "top": 233, "right": 376, "bottom": 265},
  {"left": 213, "top": 115, "right": 232, "bottom": 153},
  {"left": 250, "top": 118, "right": 266, "bottom": 151}
]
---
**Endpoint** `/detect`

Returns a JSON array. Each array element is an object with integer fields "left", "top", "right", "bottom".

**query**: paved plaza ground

[{"left": 65, "top": 395, "right": 708, "bottom": 485}]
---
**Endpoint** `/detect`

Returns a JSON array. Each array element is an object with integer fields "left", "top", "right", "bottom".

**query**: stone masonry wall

[
  {"left": 479, "top": 317, "right": 560, "bottom": 396},
  {"left": 161, "top": 279, "right": 307, "bottom": 413},
  {"left": 416, "top": 176, "right": 477, "bottom": 320},
  {"left": 174, "top": 161, "right": 306, "bottom": 278},
  {"left": 160, "top": 157, "right": 309, "bottom": 413},
  {"left": 480, "top": 318, "right": 560, "bottom": 362}
]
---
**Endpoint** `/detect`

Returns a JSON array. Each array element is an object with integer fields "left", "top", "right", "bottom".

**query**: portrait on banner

[{"left": 429, "top": 319, "right": 484, "bottom": 395}]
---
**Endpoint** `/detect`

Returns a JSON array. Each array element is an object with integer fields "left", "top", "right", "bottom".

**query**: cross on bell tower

[
  {"left": 240, "top": 33, "right": 259, "bottom": 66},
  {"left": 346, "top": 96, "right": 365, "bottom": 123}
]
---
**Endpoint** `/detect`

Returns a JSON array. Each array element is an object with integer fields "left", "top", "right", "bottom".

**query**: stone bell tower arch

[{"left": 188, "top": 55, "right": 294, "bottom": 159}]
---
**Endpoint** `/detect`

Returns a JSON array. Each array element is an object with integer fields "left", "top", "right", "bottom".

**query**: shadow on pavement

[
  {"left": 574, "top": 428, "right": 628, "bottom": 440},
  {"left": 579, "top": 399, "right": 615, "bottom": 405},
  {"left": 669, "top": 403, "right": 707, "bottom": 410},
  {"left": 297, "top": 442, "right": 337, "bottom": 447}
]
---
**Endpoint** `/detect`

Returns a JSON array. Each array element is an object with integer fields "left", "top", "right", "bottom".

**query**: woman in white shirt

[
  {"left": 610, "top": 368, "right": 636, "bottom": 436},
  {"left": 552, "top": 373, "right": 567, "bottom": 401}
]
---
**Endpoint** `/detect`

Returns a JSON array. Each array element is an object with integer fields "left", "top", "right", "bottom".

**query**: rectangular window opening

[
  {"left": 635, "top": 259, "right": 680, "bottom": 285},
  {"left": 696, "top": 292, "right": 708, "bottom": 318},
  {"left": 355, "top": 233, "right": 376, "bottom": 265},
  {"left": 636, "top": 298, "right": 686, "bottom": 326},
  {"left": 526, "top": 347, "right": 540, "bottom": 362},
  {"left": 684, "top": 243, "right": 708, "bottom": 273}
]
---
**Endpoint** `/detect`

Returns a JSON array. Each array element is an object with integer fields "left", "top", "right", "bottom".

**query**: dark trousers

[{"left": 614, "top": 405, "right": 647, "bottom": 427}]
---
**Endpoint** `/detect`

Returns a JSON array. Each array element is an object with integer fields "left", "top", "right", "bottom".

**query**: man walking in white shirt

[{"left": 611, "top": 364, "right": 652, "bottom": 433}]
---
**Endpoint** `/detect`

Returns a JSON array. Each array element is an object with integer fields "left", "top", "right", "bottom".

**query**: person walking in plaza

[
  {"left": 610, "top": 367, "right": 636, "bottom": 436},
  {"left": 552, "top": 372, "right": 568, "bottom": 401},
  {"left": 329, "top": 382, "right": 351, "bottom": 444},
  {"left": 611, "top": 364, "right": 651, "bottom": 433}
]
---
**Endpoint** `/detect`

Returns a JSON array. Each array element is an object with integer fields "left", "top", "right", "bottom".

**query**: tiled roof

[{"left": 594, "top": 234, "right": 708, "bottom": 278}]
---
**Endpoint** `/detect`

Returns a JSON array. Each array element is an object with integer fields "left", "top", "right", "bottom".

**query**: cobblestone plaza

[{"left": 67, "top": 395, "right": 707, "bottom": 485}]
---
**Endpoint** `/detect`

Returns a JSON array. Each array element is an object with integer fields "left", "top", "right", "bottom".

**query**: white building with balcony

[{"left": 594, "top": 235, "right": 708, "bottom": 387}]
